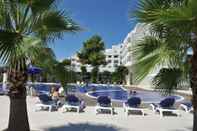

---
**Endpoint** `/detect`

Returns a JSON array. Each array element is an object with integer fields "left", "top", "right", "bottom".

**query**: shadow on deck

[{"left": 45, "top": 123, "right": 126, "bottom": 131}]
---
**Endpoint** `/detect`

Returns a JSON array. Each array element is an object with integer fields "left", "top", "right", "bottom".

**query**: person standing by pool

[{"left": 58, "top": 86, "right": 65, "bottom": 97}]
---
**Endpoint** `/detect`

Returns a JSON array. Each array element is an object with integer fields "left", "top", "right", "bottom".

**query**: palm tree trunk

[
  {"left": 8, "top": 96, "right": 29, "bottom": 131},
  {"left": 91, "top": 66, "right": 99, "bottom": 83},
  {"left": 191, "top": 48, "right": 197, "bottom": 131},
  {"left": 7, "top": 70, "right": 30, "bottom": 131},
  {"left": 194, "top": 111, "right": 197, "bottom": 131}
]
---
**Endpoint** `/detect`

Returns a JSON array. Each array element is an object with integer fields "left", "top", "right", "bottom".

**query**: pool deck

[{"left": 0, "top": 96, "right": 193, "bottom": 131}]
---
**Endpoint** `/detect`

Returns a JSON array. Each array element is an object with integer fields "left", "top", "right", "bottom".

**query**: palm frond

[
  {"left": 30, "top": 0, "right": 55, "bottom": 14},
  {"left": 131, "top": 0, "right": 193, "bottom": 95},
  {"left": 2, "top": 36, "right": 53, "bottom": 71},
  {"left": 0, "top": 30, "right": 22, "bottom": 64},
  {"left": 0, "top": 0, "right": 80, "bottom": 72},
  {"left": 12, "top": 0, "right": 55, "bottom": 14},
  {"left": 133, "top": 0, "right": 193, "bottom": 29},
  {"left": 189, "top": 0, "right": 197, "bottom": 17},
  {"left": 6, "top": 37, "right": 43, "bottom": 69},
  {"left": 33, "top": 47, "right": 56, "bottom": 65},
  {"left": 0, "top": 1, "right": 16, "bottom": 31},
  {"left": 152, "top": 68, "right": 189, "bottom": 95},
  {"left": 131, "top": 36, "right": 163, "bottom": 60},
  {"left": 33, "top": 10, "right": 81, "bottom": 42},
  {"left": 131, "top": 36, "right": 185, "bottom": 82}
]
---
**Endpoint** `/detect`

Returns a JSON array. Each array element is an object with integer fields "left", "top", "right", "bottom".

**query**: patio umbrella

[{"left": 27, "top": 65, "right": 42, "bottom": 74}]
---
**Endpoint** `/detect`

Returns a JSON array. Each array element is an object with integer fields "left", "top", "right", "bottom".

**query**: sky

[{"left": 50, "top": 0, "right": 138, "bottom": 60}]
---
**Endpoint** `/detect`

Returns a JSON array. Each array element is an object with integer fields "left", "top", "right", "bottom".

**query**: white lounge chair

[
  {"left": 95, "top": 96, "right": 114, "bottom": 115},
  {"left": 35, "top": 94, "right": 58, "bottom": 112},
  {"left": 150, "top": 97, "right": 180, "bottom": 117},
  {"left": 61, "top": 95, "right": 85, "bottom": 113},
  {"left": 179, "top": 102, "right": 193, "bottom": 113},
  {"left": 123, "top": 97, "right": 145, "bottom": 116}
]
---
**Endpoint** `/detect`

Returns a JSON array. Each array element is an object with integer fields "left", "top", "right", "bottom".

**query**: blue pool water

[
  {"left": 27, "top": 83, "right": 61, "bottom": 95},
  {"left": 78, "top": 85, "right": 122, "bottom": 93},
  {"left": 28, "top": 83, "right": 79, "bottom": 95},
  {"left": 80, "top": 85, "right": 184, "bottom": 103}
]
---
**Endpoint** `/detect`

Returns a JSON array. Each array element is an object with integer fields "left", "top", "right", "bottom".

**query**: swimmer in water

[
  {"left": 129, "top": 90, "right": 137, "bottom": 95},
  {"left": 133, "top": 90, "right": 137, "bottom": 95}
]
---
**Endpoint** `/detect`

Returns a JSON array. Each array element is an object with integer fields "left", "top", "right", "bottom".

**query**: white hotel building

[{"left": 71, "top": 23, "right": 153, "bottom": 87}]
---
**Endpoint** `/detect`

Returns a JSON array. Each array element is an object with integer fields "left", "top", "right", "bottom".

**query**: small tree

[
  {"left": 33, "top": 48, "right": 56, "bottom": 82},
  {"left": 53, "top": 59, "right": 77, "bottom": 94},
  {"left": 53, "top": 61, "right": 68, "bottom": 91},
  {"left": 112, "top": 66, "right": 128, "bottom": 84},
  {"left": 100, "top": 71, "right": 112, "bottom": 84},
  {"left": 112, "top": 72, "right": 119, "bottom": 84}
]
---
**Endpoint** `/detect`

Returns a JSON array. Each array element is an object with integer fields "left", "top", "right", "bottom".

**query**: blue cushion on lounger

[
  {"left": 182, "top": 102, "right": 192, "bottom": 108},
  {"left": 97, "top": 96, "right": 111, "bottom": 107},
  {"left": 38, "top": 94, "right": 52, "bottom": 103},
  {"left": 160, "top": 97, "right": 175, "bottom": 108},
  {"left": 127, "top": 97, "right": 141, "bottom": 108},
  {"left": 65, "top": 95, "right": 80, "bottom": 105}
]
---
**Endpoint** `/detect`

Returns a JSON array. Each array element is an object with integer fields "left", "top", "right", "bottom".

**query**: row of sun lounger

[{"left": 35, "top": 94, "right": 193, "bottom": 117}]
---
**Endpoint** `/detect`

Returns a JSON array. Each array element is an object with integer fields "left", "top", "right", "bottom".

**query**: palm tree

[
  {"left": 80, "top": 66, "right": 88, "bottom": 82},
  {"left": 132, "top": 0, "right": 197, "bottom": 130},
  {"left": 78, "top": 35, "right": 106, "bottom": 83},
  {"left": 0, "top": 1, "right": 80, "bottom": 131}
]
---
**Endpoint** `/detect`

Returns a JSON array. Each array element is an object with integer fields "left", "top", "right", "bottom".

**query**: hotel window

[
  {"left": 108, "top": 60, "right": 112, "bottom": 64},
  {"left": 114, "top": 60, "right": 119, "bottom": 64},
  {"left": 128, "top": 56, "right": 131, "bottom": 61},
  {"left": 114, "top": 55, "right": 118, "bottom": 58},
  {"left": 108, "top": 55, "right": 112, "bottom": 58},
  {"left": 114, "top": 64, "right": 118, "bottom": 67}
]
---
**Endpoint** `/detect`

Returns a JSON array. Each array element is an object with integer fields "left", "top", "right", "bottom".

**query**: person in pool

[
  {"left": 133, "top": 90, "right": 137, "bottom": 95},
  {"left": 129, "top": 90, "right": 137, "bottom": 96},
  {"left": 129, "top": 90, "right": 133, "bottom": 95}
]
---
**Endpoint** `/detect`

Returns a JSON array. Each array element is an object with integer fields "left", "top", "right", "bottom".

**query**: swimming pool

[
  {"left": 26, "top": 83, "right": 184, "bottom": 103},
  {"left": 82, "top": 85, "right": 184, "bottom": 103},
  {"left": 27, "top": 83, "right": 78, "bottom": 95},
  {"left": 27, "top": 82, "right": 61, "bottom": 95}
]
